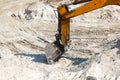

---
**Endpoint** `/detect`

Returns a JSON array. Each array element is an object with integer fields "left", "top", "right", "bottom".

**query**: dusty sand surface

[{"left": 0, "top": 0, "right": 120, "bottom": 80}]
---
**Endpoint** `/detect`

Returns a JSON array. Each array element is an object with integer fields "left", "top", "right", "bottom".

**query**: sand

[{"left": 0, "top": 0, "right": 120, "bottom": 80}]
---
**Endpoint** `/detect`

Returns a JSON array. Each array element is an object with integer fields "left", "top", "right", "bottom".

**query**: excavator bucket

[{"left": 45, "top": 42, "right": 63, "bottom": 64}]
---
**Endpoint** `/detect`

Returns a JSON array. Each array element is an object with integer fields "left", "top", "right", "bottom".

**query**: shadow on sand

[
  {"left": 111, "top": 39, "right": 120, "bottom": 54},
  {"left": 15, "top": 53, "right": 88, "bottom": 65},
  {"left": 62, "top": 56, "right": 88, "bottom": 65},
  {"left": 15, "top": 53, "right": 48, "bottom": 64}
]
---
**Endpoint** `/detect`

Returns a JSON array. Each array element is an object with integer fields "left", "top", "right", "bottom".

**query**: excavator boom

[{"left": 45, "top": 0, "right": 120, "bottom": 64}]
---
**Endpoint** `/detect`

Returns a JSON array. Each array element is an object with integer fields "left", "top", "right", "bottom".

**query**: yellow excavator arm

[
  {"left": 58, "top": 0, "right": 120, "bottom": 45},
  {"left": 45, "top": 0, "right": 120, "bottom": 64},
  {"left": 59, "top": 0, "right": 120, "bottom": 19}
]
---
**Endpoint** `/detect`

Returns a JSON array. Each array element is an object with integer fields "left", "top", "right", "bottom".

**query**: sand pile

[{"left": 0, "top": 0, "right": 120, "bottom": 80}]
